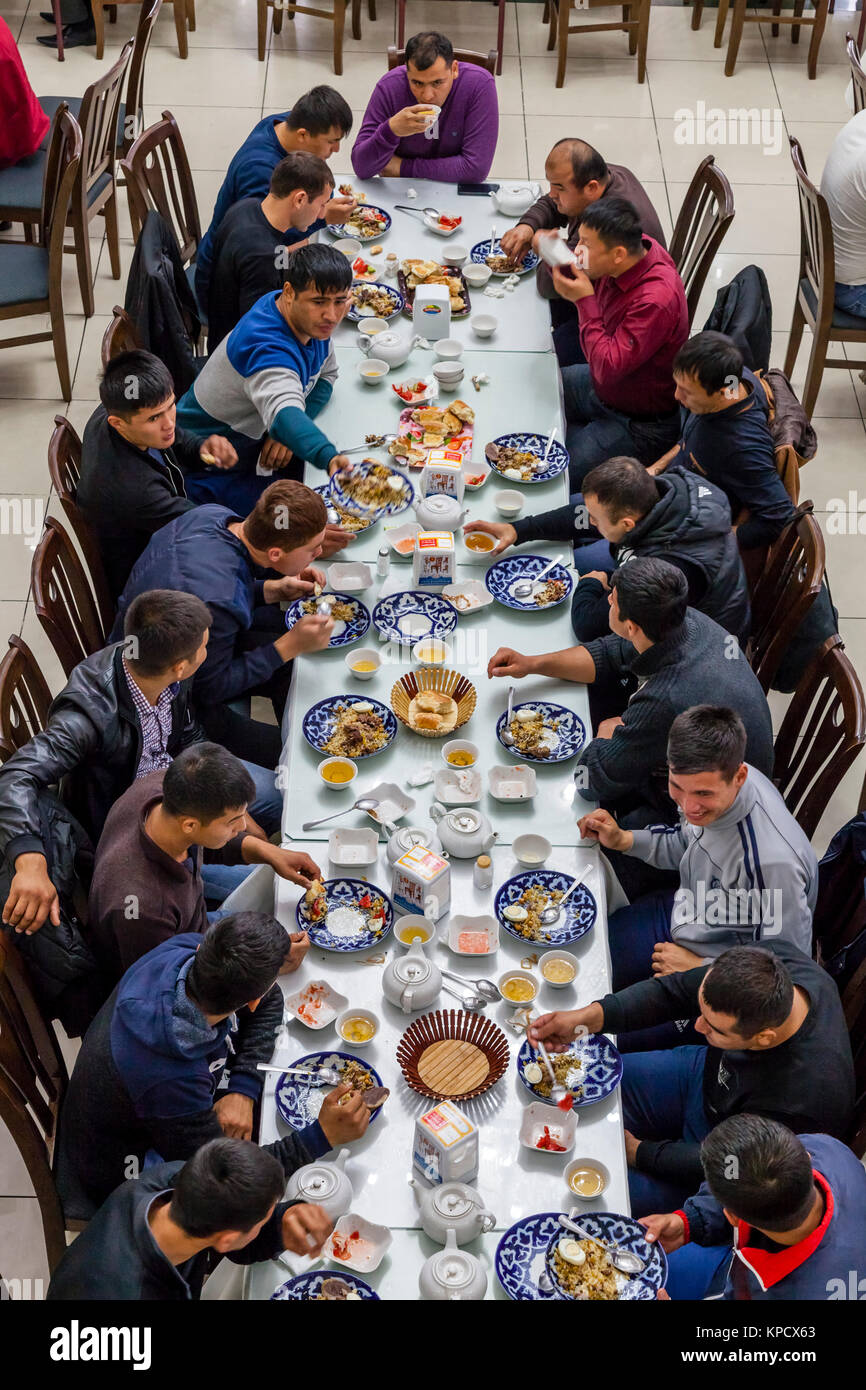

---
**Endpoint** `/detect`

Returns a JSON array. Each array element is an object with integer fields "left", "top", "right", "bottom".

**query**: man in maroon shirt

[{"left": 552, "top": 198, "right": 689, "bottom": 490}]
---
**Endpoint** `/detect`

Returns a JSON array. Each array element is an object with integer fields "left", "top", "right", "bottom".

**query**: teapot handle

[
  {"left": 429, "top": 802, "right": 445, "bottom": 825},
  {"left": 357, "top": 334, "right": 373, "bottom": 354},
  {"left": 480, "top": 1210, "right": 496, "bottom": 1233},
  {"left": 402, "top": 985, "right": 416, "bottom": 1014}
]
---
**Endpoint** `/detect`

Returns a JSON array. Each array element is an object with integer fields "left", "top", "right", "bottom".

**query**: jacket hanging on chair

[
  {"left": 124, "top": 210, "right": 201, "bottom": 398},
  {"left": 703, "top": 264, "right": 772, "bottom": 373}
]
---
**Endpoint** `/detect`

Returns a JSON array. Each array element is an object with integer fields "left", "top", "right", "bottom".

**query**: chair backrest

[
  {"left": 40, "top": 104, "right": 83, "bottom": 255},
  {"left": 100, "top": 304, "right": 142, "bottom": 369},
  {"left": 75, "top": 40, "right": 133, "bottom": 212},
  {"left": 46, "top": 417, "right": 116, "bottom": 633},
  {"left": 847, "top": 33, "right": 866, "bottom": 115},
  {"left": 746, "top": 501, "right": 826, "bottom": 693},
  {"left": 773, "top": 635, "right": 866, "bottom": 841},
  {"left": 31, "top": 516, "right": 109, "bottom": 680},
  {"left": 0, "top": 934, "right": 69, "bottom": 1271},
  {"left": 120, "top": 111, "right": 201, "bottom": 264},
  {"left": 789, "top": 135, "right": 837, "bottom": 328},
  {"left": 120, "top": 0, "right": 164, "bottom": 158},
  {"left": 386, "top": 43, "right": 497, "bottom": 74},
  {"left": 0, "top": 637, "right": 53, "bottom": 764},
  {"left": 669, "top": 155, "right": 736, "bottom": 326},
  {"left": 843, "top": 953, "right": 866, "bottom": 1158}
]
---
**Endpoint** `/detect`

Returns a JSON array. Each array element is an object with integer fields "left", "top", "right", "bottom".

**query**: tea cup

[
  {"left": 357, "top": 358, "right": 388, "bottom": 385},
  {"left": 471, "top": 314, "right": 497, "bottom": 339},
  {"left": 495, "top": 489, "right": 524, "bottom": 519}
]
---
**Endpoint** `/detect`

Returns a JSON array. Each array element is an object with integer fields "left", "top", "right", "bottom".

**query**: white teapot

[
  {"left": 411, "top": 1179, "right": 496, "bottom": 1245},
  {"left": 284, "top": 1148, "right": 353, "bottom": 1222},
  {"left": 418, "top": 1229, "right": 488, "bottom": 1301},
  {"left": 412, "top": 493, "right": 466, "bottom": 531},
  {"left": 489, "top": 181, "right": 541, "bottom": 218},
  {"left": 386, "top": 824, "right": 442, "bottom": 865},
  {"left": 381, "top": 937, "right": 442, "bottom": 1014},
  {"left": 357, "top": 328, "right": 416, "bottom": 369},
  {"left": 429, "top": 804, "right": 497, "bottom": 859}
]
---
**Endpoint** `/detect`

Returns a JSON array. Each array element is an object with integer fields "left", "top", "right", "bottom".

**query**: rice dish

[
  {"left": 532, "top": 1050, "right": 584, "bottom": 1098},
  {"left": 322, "top": 705, "right": 389, "bottom": 756},
  {"left": 533, "top": 579, "right": 567, "bottom": 607},
  {"left": 507, "top": 711, "right": 559, "bottom": 758},
  {"left": 301, "top": 598, "right": 357, "bottom": 621},
  {"left": 552, "top": 1242, "right": 622, "bottom": 1301},
  {"left": 506, "top": 884, "right": 563, "bottom": 941},
  {"left": 336, "top": 461, "right": 410, "bottom": 511}
]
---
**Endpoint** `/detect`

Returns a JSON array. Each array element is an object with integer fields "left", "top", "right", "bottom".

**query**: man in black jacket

[
  {"left": 54, "top": 913, "right": 372, "bottom": 1218},
  {"left": 529, "top": 942, "right": 855, "bottom": 1219},
  {"left": 48, "top": 1138, "right": 336, "bottom": 1301},
  {"left": 77, "top": 351, "right": 237, "bottom": 601}
]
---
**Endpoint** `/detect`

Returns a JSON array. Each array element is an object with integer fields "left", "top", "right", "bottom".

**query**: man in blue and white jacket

[
  {"left": 641, "top": 1114, "right": 866, "bottom": 1302},
  {"left": 177, "top": 244, "right": 353, "bottom": 512}
]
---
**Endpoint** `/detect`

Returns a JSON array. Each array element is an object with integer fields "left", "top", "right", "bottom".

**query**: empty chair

[
  {"left": 746, "top": 502, "right": 825, "bottom": 693},
  {"left": 47, "top": 417, "right": 115, "bottom": 634},
  {"left": 31, "top": 517, "right": 109, "bottom": 680},
  {"left": 546, "top": 0, "right": 650, "bottom": 88},
  {"left": 848, "top": 32, "right": 866, "bottom": 115},
  {"left": 94, "top": 0, "right": 191, "bottom": 60},
  {"left": 670, "top": 155, "right": 736, "bottom": 327},
  {"left": 395, "top": 1, "right": 505, "bottom": 72},
  {"left": 100, "top": 304, "right": 142, "bottom": 368},
  {"left": 119, "top": 111, "right": 200, "bottom": 266},
  {"left": 387, "top": 42, "right": 498, "bottom": 75},
  {"left": 257, "top": 0, "right": 372, "bottom": 72},
  {"left": 784, "top": 135, "right": 866, "bottom": 419},
  {"left": 715, "top": 0, "right": 829, "bottom": 79},
  {"left": 773, "top": 636, "right": 866, "bottom": 840},
  {"left": 0, "top": 637, "right": 53, "bottom": 764}
]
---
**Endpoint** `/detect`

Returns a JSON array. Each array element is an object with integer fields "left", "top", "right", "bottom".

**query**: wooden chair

[
  {"left": 47, "top": 417, "right": 116, "bottom": 634},
  {"left": 101, "top": 304, "right": 142, "bottom": 369},
  {"left": 395, "top": 1, "right": 506, "bottom": 74},
  {"left": 31, "top": 517, "right": 110, "bottom": 680},
  {"left": 387, "top": 43, "right": 498, "bottom": 76},
  {"left": 745, "top": 502, "right": 825, "bottom": 694},
  {"left": 842, "top": 953, "right": 866, "bottom": 1158},
  {"left": 670, "top": 155, "right": 735, "bottom": 328},
  {"left": 95, "top": 0, "right": 191, "bottom": 60},
  {"left": 784, "top": 136, "right": 866, "bottom": 420},
  {"left": 0, "top": 106, "right": 82, "bottom": 402},
  {"left": 848, "top": 33, "right": 866, "bottom": 114},
  {"left": 546, "top": 0, "right": 650, "bottom": 88},
  {"left": 773, "top": 636, "right": 866, "bottom": 840},
  {"left": 0, "top": 638, "right": 53, "bottom": 764},
  {"left": 257, "top": 0, "right": 373, "bottom": 72},
  {"left": 119, "top": 112, "right": 200, "bottom": 264},
  {"left": 714, "top": 0, "right": 830, "bottom": 79}
]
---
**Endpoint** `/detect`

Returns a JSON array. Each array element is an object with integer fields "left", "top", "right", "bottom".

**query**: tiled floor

[{"left": 2, "top": 0, "right": 866, "bottom": 1293}]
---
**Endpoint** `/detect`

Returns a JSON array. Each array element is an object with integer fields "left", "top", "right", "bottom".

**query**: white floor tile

[
  {"left": 525, "top": 113, "right": 664, "bottom": 182},
  {"left": 771, "top": 56, "right": 854, "bottom": 121},
  {"left": 647, "top": 56, "right": 781, "bottom": 121},
  {"left": 0, "top": 1197, "right": 50, "bottom": 1297}
]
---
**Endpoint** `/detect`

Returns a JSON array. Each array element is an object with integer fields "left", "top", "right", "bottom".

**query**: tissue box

[
  {"left": 412, "top": 530, "right": 455, "bottom": 589},
  {"left": 412, "top": 282, "right": 451, "bottom": 340},
  {"left": 392, "top": 842, "right": 450, "bottom": 920},
  {"left": 422, "top": 452, "right": 465, "bottom": 502},
  {"left": 413, "top": 1102, "right": 479, "bottom": 1184}
]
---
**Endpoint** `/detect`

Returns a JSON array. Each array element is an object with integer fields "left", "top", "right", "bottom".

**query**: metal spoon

[
  {"left": 302, "top": 797, "right": 380, "bottom": 832},
  {"left": 540, "top": 867, "right": 590, "bottom": 926},
  {"left": 394, "top": 203, "right": 441, "bottom": 220},
  {"left": 257, "top": 1064, "right": 342, "bottom": 1085},
  {"left": 340, "top": 435, "right": 397, "bottom": 455},
  {"left": 513, "top": 552, "right": 564, "bottom": 601},
  {"left": 557, "top": 1212, "right": 647, "bottom": 1276},
  {"left": 441, "top": 968, "right": 499, "bottom": 1003},
  {"left": 500, "top": 684, "right": 516, "bottom": 746},
  {"left": 442, "top": 981, "right": 488, "bottom": 1010}
]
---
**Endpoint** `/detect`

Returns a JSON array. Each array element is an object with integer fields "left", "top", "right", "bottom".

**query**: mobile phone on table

[{"left": 457, "top": 182, "right": 500, "bottom": 196}]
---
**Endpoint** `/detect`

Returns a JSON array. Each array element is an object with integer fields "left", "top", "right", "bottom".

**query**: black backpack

[{"left": 703, "top": 265, "right": 772, "bottom": 373}]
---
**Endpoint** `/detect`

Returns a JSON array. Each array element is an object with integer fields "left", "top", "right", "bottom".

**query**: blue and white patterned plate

[
  {"left": 302, "top": 694, "right": 398, "bottom": 759},
  {"left": 271, "top": 1269, "right": 380, "bottom": 1301},
  {"left": 495, "top": 700, "right": 586, "bottom": 763},
  {"left": 372, "top": 590, "right": 458, "bottom": 646},
  {"left": 347, "top": 280, "right": 404, "bottom": 322},
  {"left": 284, "top": 593, "right": 371, "bottom": 648},
  {"left": 470, "top": 238, "right": 539, "bottom": 275},
  {"left": 495, "top": 1213, "right": 564, "bottom": 1301},
  {"left": 495, "top": 868, "right": 596, "bottom": 947},
  {"left": 516, "top": 1034, "right": 623, "bottom": 1108},
  {"left": 485, "top": 555, "right": 573, "bottom": 612},
  {"left": 545, "top": 1212, "right": 667, "bottom": 1301},
  {"left": 295, "top": 875, "right": 394, "bottom": 951},
  {"left": 327, "top": 204, "right": 392, "bottom": 241},
  {"left": 488, "top": 432, "right": 570, "bottom": 483},
  {"left": 328, "top": 458, "right": 414, "bottom": 520},
  {"left": 275, "top": 1050, "right": 385, "bottom": 1131}
]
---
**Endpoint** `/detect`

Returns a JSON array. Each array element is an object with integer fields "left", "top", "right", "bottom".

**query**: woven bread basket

[
  {"left": 390, "top": 667, "right": 477, "bottom": 738},
  {"left": 396, "top": 1009, "right": 510, "bottom": 1100}
]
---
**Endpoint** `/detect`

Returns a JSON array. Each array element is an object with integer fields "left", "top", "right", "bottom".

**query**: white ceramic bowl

[
  {"left": 393, "top": 914, "right": 436, "bottom": 948},
  {"left": 488, "top": 763, "right": 537, "bottom": 802},
  {"left": 336, "top": 1007, "right": 380, "bottom": 1047},
  {"left": 564, "top": 1157, "right": 610, "bottom": 1202},
  {"left": 328, "top": 561, "right": 372, "bottom": 591},
  {"left": 387, "top": 520, "right": 421, "bottom": 560},
  {"left": 447, "top": 914, "right": 500, "bottom": 956},
  {"left": 357, "top": 315, "right": 389, "bottom": 336},
  {"left": 497, "top": 968, "right": 539, "bottom": 1005},
  {"left": 440, "top": 738, "right": 479, "bottom": 768},
  {"left": 317, "top": 756, "right": 359, "bottom": 790},
  {"left": 357, "top": 358, "right": 388, "bottom": 385},
  {"left": 463, "top": 263, "right": 492, "bottom": 288},
  {"left": 495, "top": 489, "right": 525, "bottom": 519},
  {"left": 462, "top": 462, "right": 490, "bottom": 490},
  {"left": 432, "top": 362, "right": 464, "bottom": 389},
  {"left": 412, "top": 636, "right": 452, "bottom": 665},
  {"left": 325, "top": 1213, "right": 393, "bottom": 1271},
  {"left": 538, "top": 950, "right": 579, "bottom": 989},
  {"left": 460, "top": 530, "right": 498, "bottom": 564},
  {"left": 519, "top": 1101, "right": 578, "bottom": 1155},
  {"left": 433, "top": 338, "right": 463, "bottom": 360},
  {"left": 333, "top": 237, "right": 362, "bottom": 259},
  {"left": 419, "top": 103, "right": 440, "bottom": 129},
  {"left": 471, "top": 314, "right": 498, "bottom": 339},
  {"left": 441, "top": 579, "right": 494, "bottom": 614},
  {"left": 434, "top": 766, "right": 482, "bottom": 804},
  {"left": 284, "top": 979, "right": 349, "bottom": 1030},
  {"left": 513, "top": 833, "right": 552, "bottom": 867},
  {"left": 328, "top": 827, "right": 379, "bottom": 869},
  {"left": 442, "top": 244, "right": 469, "bottom": 267},
  {"left": 344, "top": 648, "right": 380, "bottom": 680}
]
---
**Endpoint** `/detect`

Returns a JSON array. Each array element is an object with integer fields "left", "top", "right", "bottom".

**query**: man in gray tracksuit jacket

[{"left": 579, "top": 706, "right": 817, "bottom": 995}]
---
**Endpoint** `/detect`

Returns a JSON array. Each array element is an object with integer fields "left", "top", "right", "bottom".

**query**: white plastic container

[
  {"left": 413, "top": 1101, "right": 479, "bottom": 1185},
  {"left": 412, "top": 530, "right": 456, "bottom": 590},
  {"left": 421, "top": 451, "right": 465, "bottom": 503},
  {"left": 391, "top": 842, "right": 451, "bottom": 921},
  {"left": 413, "top": 281, "right": 451, "bottom": 340}
]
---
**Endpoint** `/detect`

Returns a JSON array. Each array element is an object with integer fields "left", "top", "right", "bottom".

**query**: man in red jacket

[
  {"left": 552, "top": 197, "right": 689, "bottom": 490},
  {"left": 0, "top": 19, "right": 48, "bottom": 167}
]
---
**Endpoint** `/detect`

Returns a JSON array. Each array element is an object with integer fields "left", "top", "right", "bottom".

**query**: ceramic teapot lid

[
  {"left": 447, "top": 809, "right": 481, "bottom": 835},
  {"left": 391, "top": 953, "right": 432, "bottom": 985},
  {"left": 296, "top": 1165, "right": 341, "bottom": 1201},
  {"left": 432, "top": 1188, "right": 475, "bottom": 1220},
  {"left": 429, "top": 1249, "right": 478, "bottom": 1291},
  {"left": 422, "top": 495, "right": 460, "bottom": 515},
  {"left": 375, "top": 331, "right": 401, "bottom": 346},
  {"left": 393, "top": 826, "right": 435, "bottom": 853}
]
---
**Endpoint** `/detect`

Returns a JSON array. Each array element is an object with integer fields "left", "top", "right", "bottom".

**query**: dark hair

[
  {"left": 582, "top": 456, "right": 658, "bottom": 523},
  {"left": 162, "top": 743, "right": 255, "bottom": 824},
  {"left": 270, "top": 151, "right": 334, "bottom": 201},
  {"left": 579, "top": 196, "right": 644, "bottom": 255},
  {"left": 702, "top": 947, "right": 795, "bottom": 1038},
  {"left": 99, "top": 350, "right": 174, "bottom": 420},
  {"left": 609, "top": 556, "right": 688, "bottom": 642},
  {"left": 673, "top": 331, "right": 744, "bottom": 395},
  {"left": 123, "top": 589, "right": 211, "bottom": 677},
  {"left": 282, "top": 242, "right": 352, "bottom": 296},
  {"left": 405, "top": 30, "right": 454, "bottom": 68},
  {"left": 549, "top": 138, "right": 609, "bottom": 189},
  {"left": 244, "top": 478, "right": 327, "bottom": 552},
  {"left": 700, "top": 1116, "right": 816, "bottom": 1232},
  {"left": 285, "top": 85, "right": 353, "bottom": 137},
  {"left": 169, "top": 1138, "right": 285, "bottom": 1239},
  {"left": 187, "top": 912, "right": 288, "bottom": 1015},
  {"left": 667, "top": 706, "right": 747, "bottom": 781}
]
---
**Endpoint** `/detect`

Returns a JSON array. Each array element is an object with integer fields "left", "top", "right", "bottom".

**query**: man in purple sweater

[{"left": 351, "top": 31, "right": 498, "bottom": 183}]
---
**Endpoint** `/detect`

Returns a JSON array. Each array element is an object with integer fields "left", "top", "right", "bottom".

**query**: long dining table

[{"left": 240, "top": 179, "right": 630, "bottom": 1302}]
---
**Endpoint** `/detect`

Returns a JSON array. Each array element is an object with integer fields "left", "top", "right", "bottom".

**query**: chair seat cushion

[
  {"left": 39, "top": 98, "right": 126, "bottom": 153},
  {"left": 0, "top": 149, "right": 46, "bottom": 215},
  {"left": 0, "top": 242, "right": 50, "bottom": 307},
  {"left": 87, "top": 168, "right": 113, "bottom": 207},
  {"left": 799, "top": 276, "right": 866, "bottom": 332}
]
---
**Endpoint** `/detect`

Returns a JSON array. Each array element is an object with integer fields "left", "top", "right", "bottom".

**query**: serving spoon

[
  {"left": 557, "top": 1212, "right": 648, "bottom": 1276},
  {"left": 302, "top": 797, "right": 380, "bottom": 832},
  {"left": 512, "top": 552, "right": 564, "bottom": 601},
  {"left": 394, "top": 203, "right": 442, "bottom": 221},
  {"left": 442, "top": 981, "right": 488, "bottom": 1010},
  {"left": 500, "top": 684, "right": 516, "bottom": 746},
  {"left": 441, "top": 968, "right": 499, "bottom": 1003},
  {"left": 339, "top": 434, "right": 398, "bottom": 456},
  {"left": 535, "top": 1037, "right": 568, "bottom": 1105},
  {"left": 539, "top": 867, "right": 590, "bottom": 926}
]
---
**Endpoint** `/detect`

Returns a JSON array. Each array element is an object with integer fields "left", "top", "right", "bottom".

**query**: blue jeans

[
  {"left": 621, "top": 1045, "right": 710, "bottom": 1216},
  {"left": 610, "top": 890, "right": 676, "bottom": 991},
  {"left": 201, "top": 862, "right": 254, "bottom": 906},
  {"left": 665, "top": 1242, "right": 732, "bottom": 1300},
  {"left": 834, "top": 281, "right": 866, "bottom": 318},
  {"left": 243, "top": 757, "right": 281, "bottom": 835},
  {"left": 560, "top": 364, "right": 680, "bottom": 490}
]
